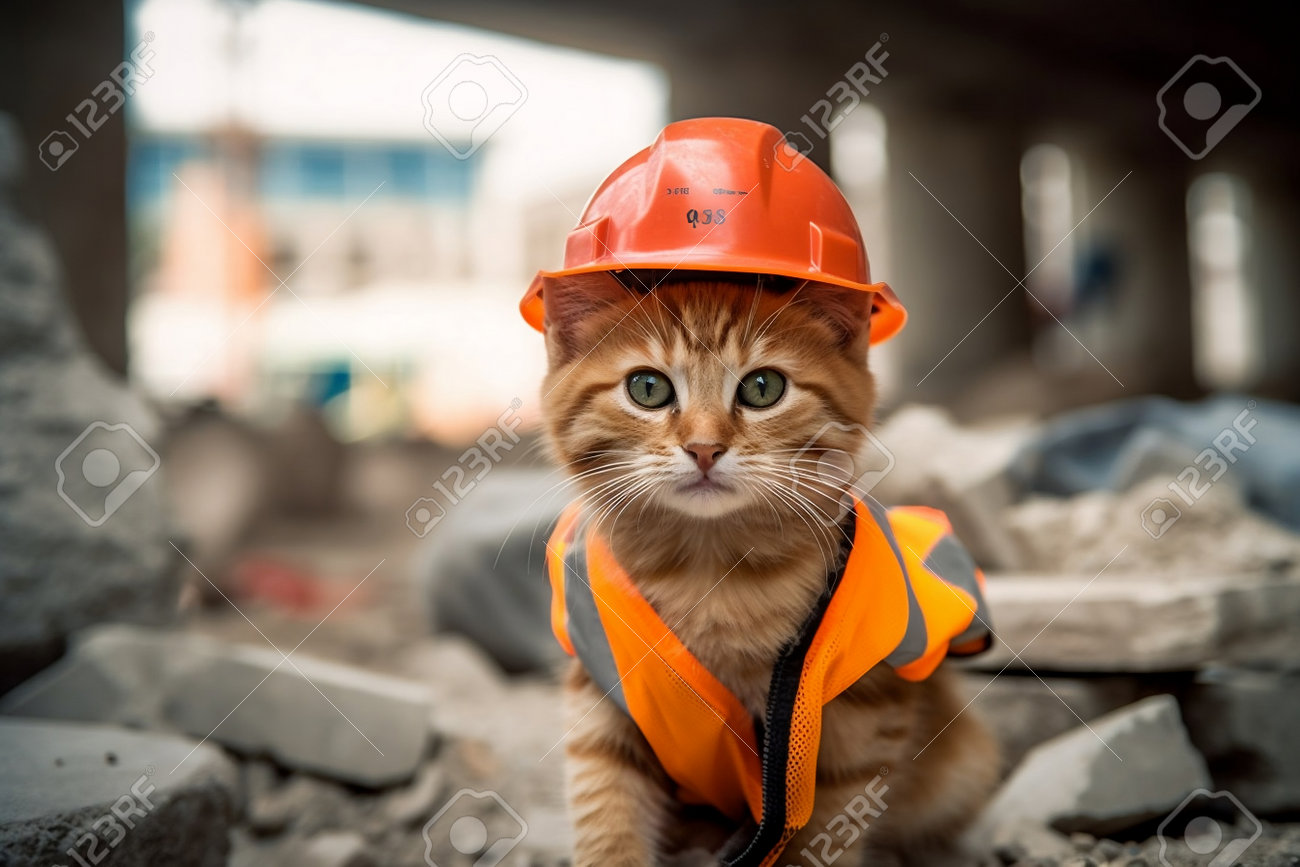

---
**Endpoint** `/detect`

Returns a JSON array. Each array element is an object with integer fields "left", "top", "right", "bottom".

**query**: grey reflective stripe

[
  {"left": 563, "top": 538, "right": 629, "bottom": 713},
  {"left": 865, "top": 499, "right": 930, "bottom": 669},
  {"left": 924, "top": 535, "right": 993, "bottom": 646}
]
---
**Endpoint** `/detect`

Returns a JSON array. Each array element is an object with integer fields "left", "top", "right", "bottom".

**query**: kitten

[{"left": 541, "top": 271, "right": 999, "bottom": 867}]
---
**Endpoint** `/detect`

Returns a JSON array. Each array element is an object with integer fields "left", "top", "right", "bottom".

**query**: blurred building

[{"left": 5, "top": 0, "right": 1297, "bottom": 442}]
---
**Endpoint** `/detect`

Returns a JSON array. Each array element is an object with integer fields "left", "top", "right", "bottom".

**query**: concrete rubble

[
  {"left": 1, "top": 630, "right": 571, "bottom": 866},
  {"left": 975, "top": 695, "right": 1211, "bottom": 843},
  {"left": 417, "top": 468, "right": 569, "bottom": 674},
  {"left": 958, "top": 672, "right": 1176, "bottom": 770},
  {"left": 0, "top": 140, "right": 179, "bottom": 693},
  {"left": 0, "top": 718, "right": 239, "bottom": 867},
  {"left": 873, "top": 404, "right": 1036, "bottom": 570},
  {"left": 1003, "top": 475, "right": 1300, "bottom": 578},
  {"left": 969, "top": 572, "right": 1300, "bottom": 672},
  {"left": 1, "top": 625, "right": 433, "bottom": 787},
  {"left": 1183, "top": 667, "right": 1300, "bottom": 815}
]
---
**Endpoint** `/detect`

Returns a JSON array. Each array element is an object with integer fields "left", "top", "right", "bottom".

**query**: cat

[{"left": 540, "top": 270, "right": 1000, "bottom": 867}]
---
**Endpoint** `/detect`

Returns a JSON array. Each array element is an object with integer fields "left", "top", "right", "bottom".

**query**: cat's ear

[
  {"left": 799, "top": 282, "right": 875, "bottom": 351},
  {"left": 541, "top": 272, "right": 634, "bottom": 364}
]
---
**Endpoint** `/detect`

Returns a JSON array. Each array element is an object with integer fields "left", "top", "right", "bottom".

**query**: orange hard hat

[{"left": 519, "top": 116, "right": 906, "bottom": 344}]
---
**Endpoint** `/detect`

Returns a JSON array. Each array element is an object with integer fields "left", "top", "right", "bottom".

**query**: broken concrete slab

[
  {"left": 288, "top": 831, "right": 376, "bottom": 867},
  {"left": 1182, "top": 667, "right": 1300, "bottom": 816},
  {"left": 872, "top": 405, "right": 1035, "bottom": 570},
  {"left": 0, "top": 718, "right": 238, "bottom": 867},
  {"left": 418, "top": 468, "right": 569, "bottom": 675},
  {"left": 964, "top": 574, "right": 1300, "bottom": 672},
  {"left": 975, "top": 695, "right": 1211, "bottom": 844},
  {"left": 958, "top": 672, "right": 1185, "bottom": 771},
  {"left": 1002, "top": 476, "right": 1300, "bottom": 578},
  {"left": 0, "top": 186, "right": 179, "bottom": 693},
  {"left": 163, "top": 638, "right": 432, "bottom": 788},
  {"left": 2, "top": 625, "right": 433, "bottom": 787}
]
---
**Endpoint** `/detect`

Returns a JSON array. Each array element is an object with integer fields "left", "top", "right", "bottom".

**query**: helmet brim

[{"left": 520, "top": 264, "right": 906, "bottom": 345}]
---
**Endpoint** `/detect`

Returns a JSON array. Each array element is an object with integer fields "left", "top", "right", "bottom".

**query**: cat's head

[{"left": 541, "top": 271, "right": 878, "bottom": 530}]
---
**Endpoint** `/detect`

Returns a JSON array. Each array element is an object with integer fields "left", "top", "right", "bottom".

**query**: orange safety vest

[{"left": 546, "top": 497, "right": 992, "bottom": 867}]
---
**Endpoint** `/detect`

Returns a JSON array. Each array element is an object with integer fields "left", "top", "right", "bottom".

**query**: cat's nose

[{"left": 683, "top": 442, "right": 727, "bottom": 474}]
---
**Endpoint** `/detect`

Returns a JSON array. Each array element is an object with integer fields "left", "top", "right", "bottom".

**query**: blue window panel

[
  {"left": 389, "top": 149, "right": 427, "bottom": 197},
  {"left": 298, "top": 146, "right": 346, "bottom": 197},
  {"left": 128, "top": 138, "right": 203, "bottom": 205},
  {"left": 427, "top": 150, "right": 473, "bottom": 201},
  {"left": 260, "top": 146, "right": 304, "bottom": 199}
]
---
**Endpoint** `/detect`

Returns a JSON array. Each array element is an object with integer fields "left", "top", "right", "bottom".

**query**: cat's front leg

[{"left": 564, "top": 662, "right": 670, "bottom": 867}]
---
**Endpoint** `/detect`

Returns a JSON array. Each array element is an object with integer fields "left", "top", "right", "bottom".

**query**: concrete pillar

[
  {"left": 1077, "top": 148, "right": 1196, "bottom": 398},
  {"left": 0, "top": 2, "right": 129, "bottom": 375},
  {"left": 878, "top": 107, "right": 1031, "bottom": 401},
  {"left": 664, "top": 43, "right": 844, "bottom": 172},
  {"left": 1243, "top": 162, "right": 1300, "bottom": 400}
]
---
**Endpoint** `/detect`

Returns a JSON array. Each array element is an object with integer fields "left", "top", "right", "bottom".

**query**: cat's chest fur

[{"left": 638, "top": 559, "right": 828, "bottom": 720}]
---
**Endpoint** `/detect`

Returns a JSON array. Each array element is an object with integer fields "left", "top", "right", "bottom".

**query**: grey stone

[
  {"left": 291, "top": 832, "right": 376, "bottom": 867},
  {"left": 0, "top": 718, "right": 237, "bottom": 867},
  {"left": 229, "top": 829, "right": 376, "bottom": 867},
  {"left": 163, "top": 638, "right": 432, "bottom": 788},
  {"left": 2, "top": 625, "right": 433, "bottom": 787},
  {"left": 872, "top": 405, "right": 1034, "bottom": 570},
  {"left": 984, "top": 822, "right": 1075, "bottom": 863},
  {"left": 418, "top": 468, "right": 569, "bottom": 674},
  {"left": 1182, "top": 667, "right": 1300, "bottom": 815},
  {"left": 976, "top": 695, "right": 1211, "bottom": 843},
  {"left": 163, "top": 408, "right": 272, "bottom": 599},
  {"left": 0, "top": 625, "right": 171, "bottom": 727},
  {"left": 0, "top": 189, "right": 178, "bottom": 692},
  {"left": 959, "top": 672, "right": 1180, "bottom": 770},
  {"left": 1068, "top": 832, "right": 1096, "bottom": 852},
  {"left": 246, "top": 776, "right": 308, "bottom": 836},
  {"left": 0, "top": 113, "right": 20, "bottom": 188},
  {"left": 1001, "top": 476, "right": 1300, "bottom": 579},
  {"left": 265, "top": 406, "right": 347, "bottom": 517},
  {"left": 378, "top": 761, "right": 450, "bottom": 828},
  {"left": 966, "top": 574, "right": 1300, "bottom": 672},
  {"left": 1093, "top": 839, "right": 1123, "bottom": 861}
]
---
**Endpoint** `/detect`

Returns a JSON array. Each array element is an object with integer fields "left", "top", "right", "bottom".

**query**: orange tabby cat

[{"left": 541, "top": 270, "right": 999, "bottom": 867}]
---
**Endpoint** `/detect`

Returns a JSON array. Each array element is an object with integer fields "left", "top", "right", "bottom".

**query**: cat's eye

[
  {"left": 626, "top": 369, "right": 675, "bottom": 409},
  {"left": 737, "top": 368, "right": 786, "bottom": 408}
]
